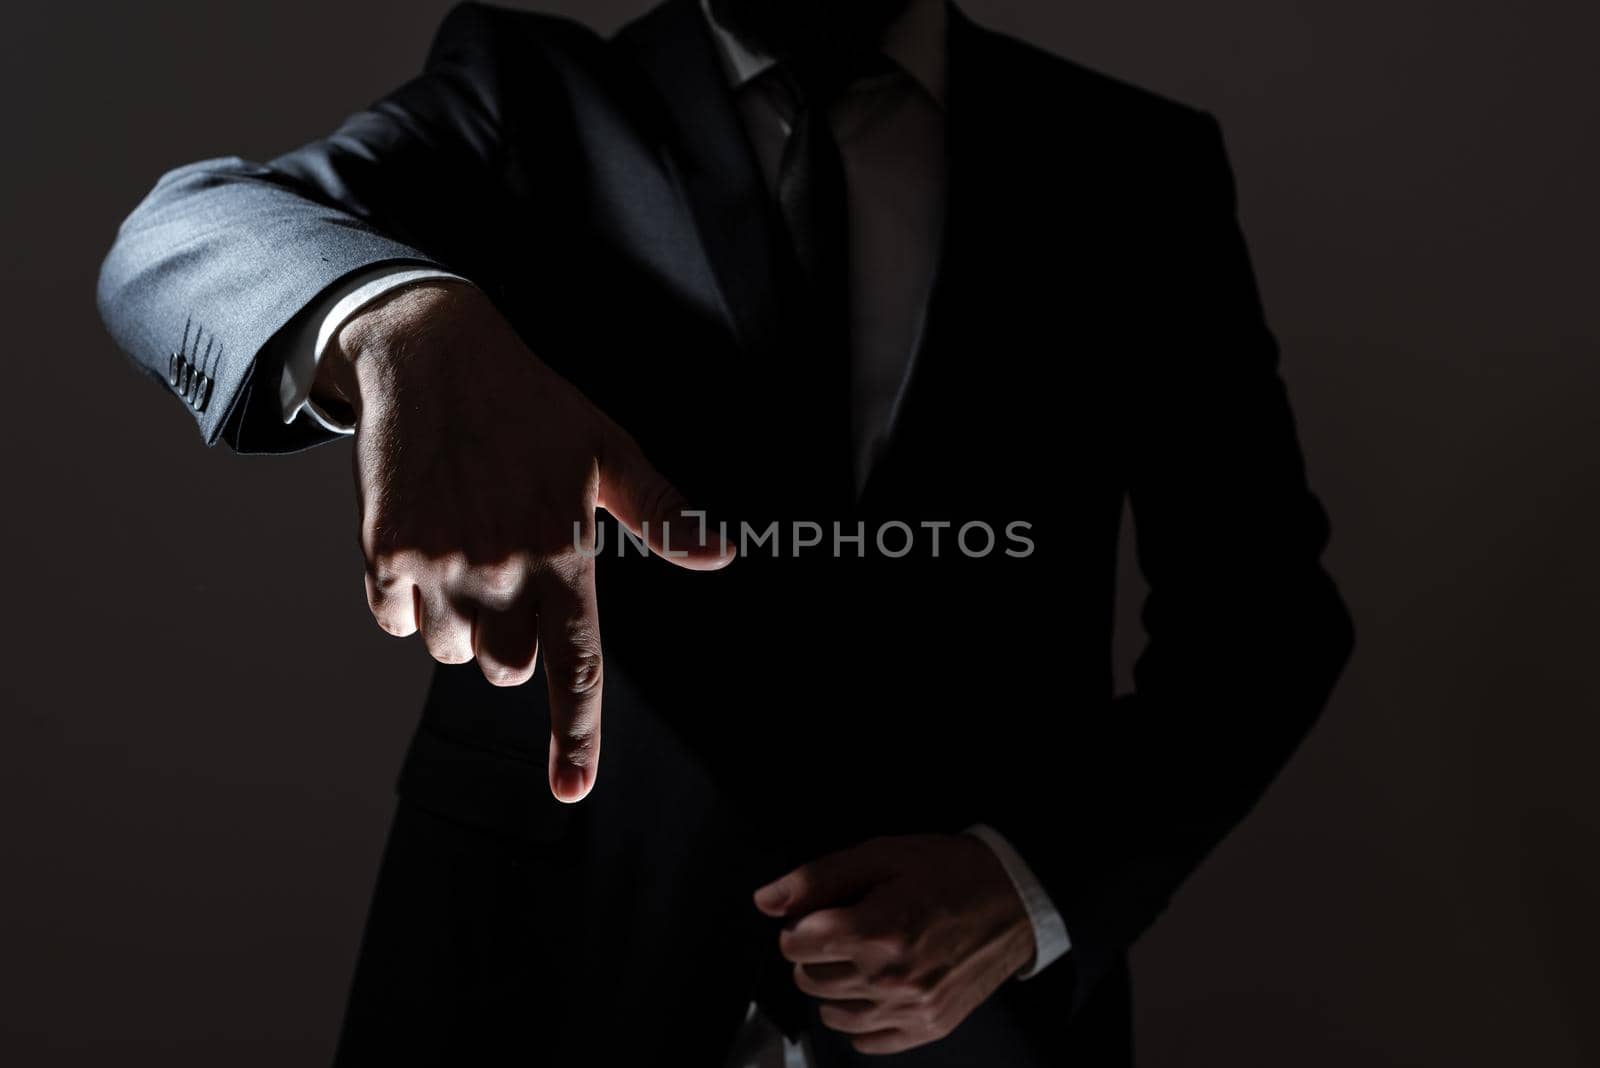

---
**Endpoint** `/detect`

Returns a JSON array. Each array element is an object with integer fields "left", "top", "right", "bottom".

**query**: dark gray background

[{"left": 3, "top": 1, "right": 1596, "bottom": 1064}]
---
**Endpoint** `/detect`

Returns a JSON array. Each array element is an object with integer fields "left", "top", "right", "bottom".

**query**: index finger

[{"left": 536, "top": 556, "right": 603, "bottom": 802}]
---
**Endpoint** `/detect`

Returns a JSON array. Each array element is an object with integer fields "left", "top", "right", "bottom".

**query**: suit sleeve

[
  {"left": 95, "top": 2, "right": 531, "bottom": 453},
  {"left": 1000, "top": 112, "right": 1355, "bottom": 1015}
]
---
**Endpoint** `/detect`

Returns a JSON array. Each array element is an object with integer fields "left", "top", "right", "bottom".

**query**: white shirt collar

[{"left": 699, "top": 0, "right": 948, "bottom": 106}]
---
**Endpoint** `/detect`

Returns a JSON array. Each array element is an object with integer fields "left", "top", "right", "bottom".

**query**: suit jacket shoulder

[
  {"left": 966, "top": 16, "right": 1213, "bottom": 131},
  {"left": 956, "top": 12, "right": 1227, "bottom": 196},
  {"left": 429, "top": 1, "right": 616, "bottom": 82}
]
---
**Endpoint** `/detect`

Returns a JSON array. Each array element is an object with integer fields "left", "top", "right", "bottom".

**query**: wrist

[
  {"left": 996, "top": 886, "right": 1038, "bottom": 978},
  {"left": 956, "top": 832, "right": 1037, "bottom": 978},
  {"left": 318, "top": 281, "right": 476, "bottom": 421}
]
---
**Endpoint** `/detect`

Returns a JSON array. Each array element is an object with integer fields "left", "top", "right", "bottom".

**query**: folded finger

[
  {"left": 365, "top": 568, "right": 417, "bottom": 637},
  {"left": 817, "top": 1000, "right": 890, "bottom": 1036},
  {"left": 417, "top": 584, "right": 474, "bottom": 665},
  {"left": 793, "top": 961, "right": 867, "bottom": 999},
  {"left": 473, "top": 599, "right": 539, "bottom": 687}
]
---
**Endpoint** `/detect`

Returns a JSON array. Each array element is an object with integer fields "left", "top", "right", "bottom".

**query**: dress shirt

[{"left": 267, "top": 2, "right": 1070, "bottom": 1061}]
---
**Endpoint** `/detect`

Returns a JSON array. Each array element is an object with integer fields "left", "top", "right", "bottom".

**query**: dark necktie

[{"left": 770, "top": 54, "right": 891, "bottom": 511}]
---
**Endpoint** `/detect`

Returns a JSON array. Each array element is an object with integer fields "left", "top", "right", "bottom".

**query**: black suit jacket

[{"left": 97, "top": 1, "right": 1355, "bottom": 1063}]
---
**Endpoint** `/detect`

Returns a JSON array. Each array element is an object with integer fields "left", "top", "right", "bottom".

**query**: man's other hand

[
  {"left": 754, "top": 834, "right": 1035, "bottom": 1055},
  {"left": 318, "top": 282, "right": 734, "bottom": 803}
]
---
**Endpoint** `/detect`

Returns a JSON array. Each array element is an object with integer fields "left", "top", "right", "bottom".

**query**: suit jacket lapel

[
  {"left": 615, "top": 0, "right": 1013, "bottom": 507},
  {"left": 615, "top": 0, "right": 788, "bottom": 361}
]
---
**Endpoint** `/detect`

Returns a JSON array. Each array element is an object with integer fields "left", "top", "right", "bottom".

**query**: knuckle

[
  {"left": 365, "top": 561, "right": 407, "bottom": 601},
  {"left": 556, "top": 722, "right": 599, "bottom": 767},
  {"left": 540, "top": 547, "right": 593, "bottom": 586},
  {"left": 783, "top": 870, "right": 816, "bottom": 904},
  {"left": 551, "top": 644, "right": 603, "bottom": 696},
  {"left": 825, "top": 913, "right": 863, "bottom": 944},
  {"left": 428, "top": 644, "right": 473, "bottom": 666},
  {"left": 867, "top": 930, "right": 910, "bottom": 961},
  {"left": 569, "top": 646, "right": 603, "bottom": 694},
  {"left": 777, "top": 926, "right": 806, "bottom": 959},
  {"left": 474, "top": 559, "right": 524, "bottom": 600},
  {"left": 821, "top": 937, "right": 855, "bottom": 962}
]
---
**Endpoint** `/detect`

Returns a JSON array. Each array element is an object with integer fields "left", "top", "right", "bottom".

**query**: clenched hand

[
  {"left": 316, "top": 281, "right": 733, "bottom": 803},
  {"left": 755, "top": 834, "right": 1036, "bottom": 1055}
]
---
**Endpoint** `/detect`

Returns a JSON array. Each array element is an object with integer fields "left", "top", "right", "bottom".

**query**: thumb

[
  {"left": 754, "top": 839, "right": 898, "bottom": 918},
  {"left": 596, "top": 429, "right": 734, "bottom": 571}
]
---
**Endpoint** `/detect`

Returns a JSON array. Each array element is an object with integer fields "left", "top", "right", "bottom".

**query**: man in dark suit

[{"left": 97, "top": 0, "right": 1354, "bottom": 1063}]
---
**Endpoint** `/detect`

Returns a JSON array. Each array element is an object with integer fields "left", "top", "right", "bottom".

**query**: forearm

[
  {"left": 95, "top": 3, "right": 516, "bottom": 451},
  {"left": 96, "top": 157, "right": 436, "bottom": 448}
]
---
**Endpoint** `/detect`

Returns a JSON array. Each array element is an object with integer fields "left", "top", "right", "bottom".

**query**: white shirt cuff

[
  {"left": 276, "top": 266, "right": 471, "bottom": 433},
  {"left": 965, "top": 823, "right": 1071, "bottom": 980}
]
